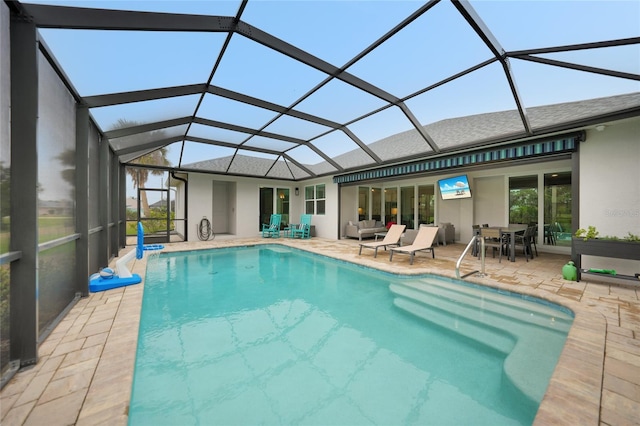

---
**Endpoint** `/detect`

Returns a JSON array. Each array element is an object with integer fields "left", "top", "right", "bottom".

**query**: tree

[
  {"left": 56, "top": 149, "right": 75, "bottom": 200},
  {"left": 509, "top": 188, "right": 538, "bottom": 224},
  {"left": 111, "top": 119, "right": 170, "bottom": 218}
]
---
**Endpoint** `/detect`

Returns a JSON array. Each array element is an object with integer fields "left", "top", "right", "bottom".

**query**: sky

[{"left": 15, "top": 0, "right": 640, "bottom": 199}]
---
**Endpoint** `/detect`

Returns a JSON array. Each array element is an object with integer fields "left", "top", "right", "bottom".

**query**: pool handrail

[{"left": 456, "top": 235, "right": 484, "bottom": 279}]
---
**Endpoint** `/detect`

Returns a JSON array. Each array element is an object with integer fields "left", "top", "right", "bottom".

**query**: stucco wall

[
  {"left": 340, "top": 186, "right": 358, "bottom": 238},
  {"left": 187, "top": 173, "right": 336, "bottom": 240},
  {"left": 341, "top": 160, "right": 572, "bottom": 245},
  {"left": 297, "top": 176, "right": 338, "bottom": 239},
  {"left": 184, "top": 118, "right": 639, "bottom": 269},
  {"left": 577, "top": 119, "right": 640, "bottom": 274},
  {"left": 579, "top": 120, "right": 640, "bottom": 236},
  {"left": 472, "top": 176, "right": 505, "bottom": 231}
]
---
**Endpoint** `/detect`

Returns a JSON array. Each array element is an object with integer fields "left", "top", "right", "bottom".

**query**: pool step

[
  {"left": 390, "top": 287, "right": 514, "bottom": 352},
  {"left": 389, "top": 279, "right": 572, "bottom": 405},
  {"left": 392, "top": 278, "right": 572, "bottom": 332}
]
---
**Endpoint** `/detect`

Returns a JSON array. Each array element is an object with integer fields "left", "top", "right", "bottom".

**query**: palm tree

[
  {"left": 127, "top": 150, "right": 170, "bottom": 218},
  {"left": 111, "top": 119, "right": 170, "bottom": 218}
]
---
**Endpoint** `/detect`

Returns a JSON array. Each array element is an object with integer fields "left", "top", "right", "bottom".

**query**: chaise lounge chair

[
  {"left": 262, "top": 214, "right": 282, "bottom": 238},
  {"left": 389, "top": 226, "right": 438, "bottom": 264},
  {"left": 359, "top": 224, "right": 406, "bottom": 257}
]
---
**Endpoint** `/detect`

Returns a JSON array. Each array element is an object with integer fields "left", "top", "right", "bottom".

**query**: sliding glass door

[
  {"left": 358, "top": 187, "right": 369, "bottom": 220},
  {"left": 277, "top": 188, "right": 290, "bottom": 227},
  {"left": 418, "top": 185, "right": 435, "bottom": 225},
  {"left": 509, "top": 175, "right": 538, "bottom": 225},
  {"left": 544, "top": 172, "right": 572, "bottom": 246},
  {"left": 384, "top": 188, "right": 398, "bottom": 226},
  {"left": 400, "top": 186, "right": 415, "bottom": 228},
  {"left": 259, "top": 187, "right": 274, "bottom": 231}
]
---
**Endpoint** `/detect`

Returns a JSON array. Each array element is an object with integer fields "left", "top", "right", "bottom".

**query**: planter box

[{"left": 572, "top": 237, "right": 640, "bottom": 281}]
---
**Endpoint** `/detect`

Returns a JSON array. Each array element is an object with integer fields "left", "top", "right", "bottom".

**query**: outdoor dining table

[
  {"left": 475, "top": 225, "right": 528, "bottom": 262},
  {"left": 497, "top": 225, "right": 528, "bottom": 262}
]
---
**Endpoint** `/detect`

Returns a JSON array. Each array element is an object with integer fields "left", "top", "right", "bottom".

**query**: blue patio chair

[
  {"left": 290, "top": 214, "right": 312, "bottom": 239},
  {"left": 262, "top": 214, "right": 282, "bottom": 238}
]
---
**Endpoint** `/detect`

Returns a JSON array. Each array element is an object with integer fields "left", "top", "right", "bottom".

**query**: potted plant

[{"left": 574, "top": 225, "right": 599, "bottom": 241}]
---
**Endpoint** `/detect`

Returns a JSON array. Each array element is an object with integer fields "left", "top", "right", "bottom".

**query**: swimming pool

[{"left": 128, "top": 245, "right": 573, "bottom": 425}]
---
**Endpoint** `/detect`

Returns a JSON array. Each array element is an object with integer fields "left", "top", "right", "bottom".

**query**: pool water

[{"left": 128, "top": 245, "right": 573, "bottom": 425}]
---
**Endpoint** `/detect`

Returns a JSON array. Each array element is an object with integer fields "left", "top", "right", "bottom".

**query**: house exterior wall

[
  {"left": 438, "top": 185, "right": 470, "bottom": 242},
  {"left": 298, "top": 176, "right": 338, "bottom": 239},
  {"left": 462, "top": 160, "right": 573, "bottom": 246},
  {"left": 188, "top": 173, "right": 260, "bottom": 240},
  {"left": 577, "top": 118, "right": 640, "bottom": 275},
  {"left": 340, "top": 186, "right": 358, "bottom": 238},
  {"left": 184, "top": 118, "right": 639, "bottom": 272},
  {"left": 187, "top": 173, "right": 335, "bottom": 240},
  {"left": 339, "top": 159, "right": 572, "bottom": 245},
  {"left": 473, "top": 176, "right": 505, "bottom": 231},
  {"left": 579, "top": 119, "right": 640, "bottom": 237}
]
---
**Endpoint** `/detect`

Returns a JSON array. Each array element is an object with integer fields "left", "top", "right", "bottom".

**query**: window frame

[{"left": 304, "top": 184, "right": 326, "bottom": 215}]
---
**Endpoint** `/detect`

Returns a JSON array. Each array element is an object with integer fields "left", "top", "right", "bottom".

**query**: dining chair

[
  {"left": 513, "top": 226, "right": 536, "bottom": 262},
  {"left": 544, "top": 224, "right": 557, "bottom": 245},
  {"left": 471, "top": 225, "right": 481, "bottom": 256},
  {"left": 479, "top": 227, "right": 508, "bottom": 262},
  {"left": 529, "top": 224, "right": 538, "bottom": 256}
]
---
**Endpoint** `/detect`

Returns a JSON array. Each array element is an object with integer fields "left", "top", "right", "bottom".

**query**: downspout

[
  {"left": 571, "top": 142, "right": 581, "bottom": 265},
  {"left": 337, "top": 182, "right": 342, "bottom": 240},
  {"left": 171, "top": 171, "right": 188, "bottom": 242}
]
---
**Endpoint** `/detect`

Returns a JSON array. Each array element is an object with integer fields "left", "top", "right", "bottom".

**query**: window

[
  {"left": 509, "top": 175, "right": 538, "bottom": 225},
  {"left": 316, "top": 184, "right": 326, "bottom": 215},
  {"left": 305, "top": 186, "right": 314, "bottom": 214},
  {"left": 305, "top": 184, "right": 325, "bottom": 215}
]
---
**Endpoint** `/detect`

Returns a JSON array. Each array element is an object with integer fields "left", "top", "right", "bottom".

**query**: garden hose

[
  {"left": 197, "top": 217, "right": 215, "bottom": 241},
  {"left": 588, "top": 268, "right": 616, "bottom": 275}
]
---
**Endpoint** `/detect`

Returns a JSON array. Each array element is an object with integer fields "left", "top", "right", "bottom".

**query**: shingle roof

[
  {"left": 184, "top": 92, "right": 640, "bottom": 179},
  {"left": 331, "top": 92, "right": 640, "bottom": 166}
]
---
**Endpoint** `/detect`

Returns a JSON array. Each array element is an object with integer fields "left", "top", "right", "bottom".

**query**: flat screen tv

[{"left": 438, "top": 175, "right": 472, "bottom": 200}]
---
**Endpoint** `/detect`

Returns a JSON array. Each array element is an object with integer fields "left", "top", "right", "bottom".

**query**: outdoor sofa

[{"left": 345, "top": 219, "right": 388, "bottom": 241}]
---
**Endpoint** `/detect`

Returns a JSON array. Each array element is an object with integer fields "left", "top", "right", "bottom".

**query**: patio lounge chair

[
  {"left": 389, "top": 226, "right": 438, "bottom": 265},
  {"left": 359, "top": 224, "right": 406, "bottom": 257},
  {"left": 262, "top": 214, "right": 282, "bottom": 238}
]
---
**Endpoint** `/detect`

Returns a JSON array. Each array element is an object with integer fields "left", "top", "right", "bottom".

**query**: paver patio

[{"left": 1, "top": 237, "right": 638, "bottom": 425}]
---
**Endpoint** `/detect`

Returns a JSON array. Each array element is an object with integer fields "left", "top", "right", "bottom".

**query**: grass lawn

[{"left": 0, "top": 217, "right": 75, "bottom": 254}]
